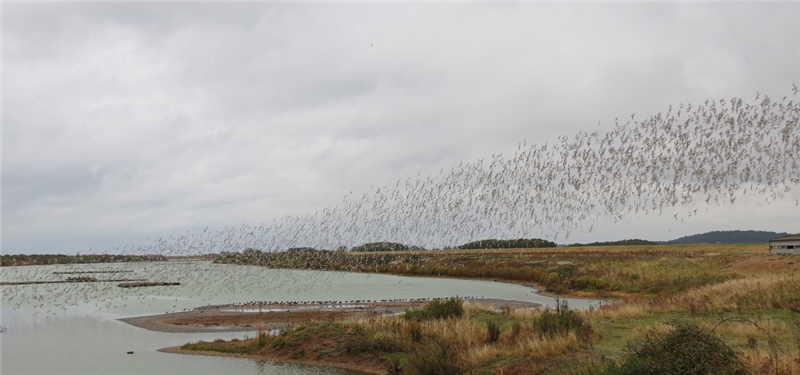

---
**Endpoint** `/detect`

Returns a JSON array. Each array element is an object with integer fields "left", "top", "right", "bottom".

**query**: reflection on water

[{"left": 1, "top": 262, "right": 600, "bottom": 375}]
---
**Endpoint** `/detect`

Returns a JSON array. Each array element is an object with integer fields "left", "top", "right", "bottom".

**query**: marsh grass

[
  {"left": 595, "top": 275, "right": 800, "bottom": 319},
  {"left": 220, "top": 244, "right": 768, "bottom": 297}
]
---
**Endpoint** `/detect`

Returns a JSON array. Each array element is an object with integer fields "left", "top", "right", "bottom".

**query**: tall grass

[{"left": 596, "top": 275, "right": 800, "bottom": 318}]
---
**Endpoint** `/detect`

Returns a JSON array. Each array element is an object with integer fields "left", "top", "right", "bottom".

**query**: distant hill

[
  {"left": 661, "top": 230, "right": 790, "bottom": 245},
  {"left": 566, "top": 239, "right": 659, "bottom": 247}
]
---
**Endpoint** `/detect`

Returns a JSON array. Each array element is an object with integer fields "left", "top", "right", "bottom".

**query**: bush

[
  {"left": 405, "top": 298, "right": 464, "bottom": 321},
  {"left": 534, "top": 299, "right": 586, "bottom": 337},
  {"left": 603, "top": 322, "right": 751, "bottom": 375}
]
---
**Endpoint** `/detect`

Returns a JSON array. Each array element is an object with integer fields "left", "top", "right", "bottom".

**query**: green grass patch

[{"left": 180, "top": 339, "right": 253, "bottom": 354}]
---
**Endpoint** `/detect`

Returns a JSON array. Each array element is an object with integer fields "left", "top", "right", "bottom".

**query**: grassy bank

[
  {"left": 216, "top": 243, "right": 773, "bottom": 297},
  {"left": 179, "top": 244, "right": 800, "bottom": 374}
]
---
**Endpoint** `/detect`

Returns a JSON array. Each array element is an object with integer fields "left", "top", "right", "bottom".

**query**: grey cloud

[{"left": 3, "top": 2, "right": 799, "bottom": 254}]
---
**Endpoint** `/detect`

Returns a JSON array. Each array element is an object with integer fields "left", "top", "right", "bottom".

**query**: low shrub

[
  {"left": 405, "top": 297, "right": 464, "bottom": 321},
  {"left": 534, "top": 299, "right": 586, "bottom": 337},
  {"left": 602, "top": 322, "right": 752, "bottom": 375}
]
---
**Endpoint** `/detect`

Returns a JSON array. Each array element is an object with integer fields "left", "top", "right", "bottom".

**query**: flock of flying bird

[
  {"left": 2, "top": 86, "right": 799, "bottom": 314},
  {"left": 130, "top": 85, "right": 799, "bottom": 256}
]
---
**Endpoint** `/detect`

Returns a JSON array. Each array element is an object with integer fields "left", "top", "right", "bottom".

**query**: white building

[{"left": 769, "top": 235, "right": 800, "bottom": 254}]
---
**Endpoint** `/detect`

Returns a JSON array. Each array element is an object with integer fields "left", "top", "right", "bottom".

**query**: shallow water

[{"left": 1, "top": 261, "right": 600, "bottom": 374}]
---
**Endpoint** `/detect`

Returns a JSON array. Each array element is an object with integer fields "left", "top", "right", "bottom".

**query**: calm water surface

[{"left": 1, "top": 261, "right": 600, "bottom": 374}]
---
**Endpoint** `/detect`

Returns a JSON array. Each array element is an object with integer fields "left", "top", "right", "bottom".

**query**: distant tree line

[
  {"left": 1, "top": 253, "right": 167, "bottom": 267},
  {"left": 214, "top": 237, "right": 562, "bottom": 269},
  {"left": 215, "top": 247, "right": 346, "bottom": 269},
  {"left": 567, "top": 239, "right": 659, "bottom": 247},
  {"left": 350, "top": 242, "right": 413, "bottom": 252},
  {"left": 285, "top": 247, "right": 319, "bottom": 253},
  {"left": 458, "top": 238, "right": 556, "bottom": 249}
]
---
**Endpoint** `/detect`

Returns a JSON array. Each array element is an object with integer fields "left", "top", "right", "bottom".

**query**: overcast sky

[{"left": 3, "top": 2, "right": 799, "bottom": 255}]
